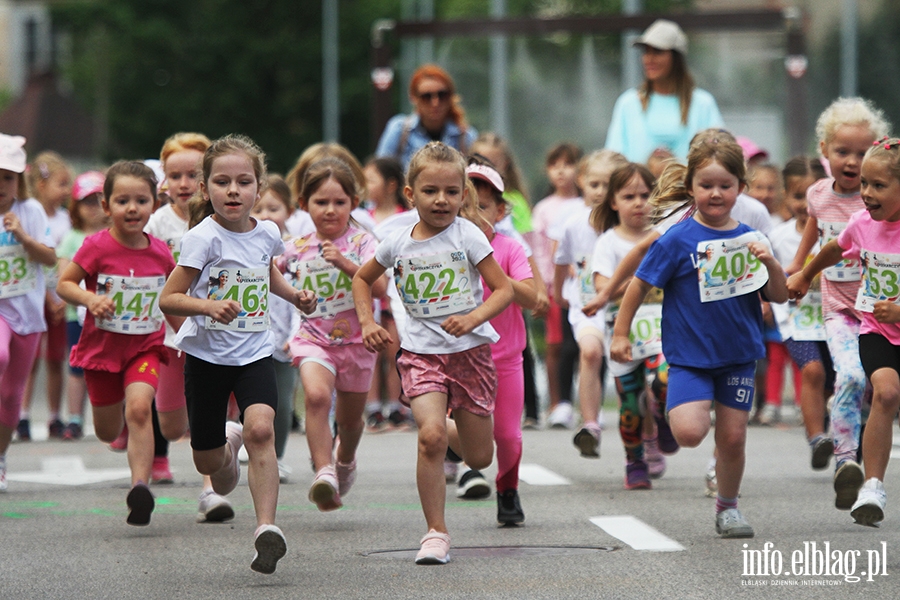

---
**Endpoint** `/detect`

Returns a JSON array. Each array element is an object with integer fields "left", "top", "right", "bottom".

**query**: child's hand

[
  {"left": 746, "top": 241, "right": 777, "bottom": 268},
  {"left": 873, "top": 301, "right": 900, "bottom": 324},
  {"left": 206, "top": 299, "right": 241, "bottom": 324},
  {"left": 582, "top": 294, "right": 605, "bottom": 317},
  {"left": 441, "top": 313, "right": 477, "bottom": 338},
  {"left": 531, "top": 286, "right": 550, "bottom": 318},
  {"left": 320, "top": 241, "right": 347, "bottom": 269},
  {"left": 786, "top": 272, "right": 810, "bottom": 301},
  {"left": 87, "top": 294, "right": 116, "bottom": 320},
  {"left": 556, "top": 296, "right": 570, "bottom": 310},
  {"left": 609, "top": 334, "right": 632, "bottom": 363},
  {"left": 761, "top": 302, "right": 775, "bottom": 327},
  {"left": 3, "top": 212, "right": 24, "bottom": 241},
  {"left": 362, "top": 322, "right": 392, "bottom": 353},
  {"left": 294, "top": 289, "right": 317, "bottom": 314}
]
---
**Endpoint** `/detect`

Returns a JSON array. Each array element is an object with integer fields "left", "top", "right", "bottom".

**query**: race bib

[
  {"left": 855, "top": 249, "right": 900, "bottom": 313},
  {"left": 607, "top": 302, "right": 663, "bottom": 361},
  {"left": 695, "top": 232, "right": 769, "bottom": 303},
  {"left": 576, "top": 256, "right": 595, "bottom": 307},
  {"left": 788, "top": 291, "right": 825, "bottom": 341},
  {"left": 0, "top": 244, "right": 37, "bottom": 299},
  {"left": 205, "top": 266, "right": 269, "bottom": 332},
  {"left": 395, "top": 251, "right": 476, "bottom": 318},
  {"left": 95, "top": 273, "right": 166, "bottom": 335},
  {"left": 287, "top": 255, "right": 356, "bottom": 317},
  {"left": 819, "top": 221, "right": 860, "bottom": 281}
]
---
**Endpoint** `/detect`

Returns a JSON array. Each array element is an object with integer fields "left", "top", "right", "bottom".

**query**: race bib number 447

[
  {"left": 395, "top": 251, "right": 476, "bottom": 318},
  {"left": 205, "top": 266, "right": 269, "bottom": 332},
  {"left": 856, "top": 249, "right": 900, "bottom": 313},
  {"left": 695, "top": 232, "right": 770, "bottom": 303},
  {"left": 95, "top": 273, "right": 166, "bottom": 335}
]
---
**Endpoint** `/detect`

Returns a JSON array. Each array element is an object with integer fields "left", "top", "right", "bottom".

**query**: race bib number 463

[
  {"left": 205, "top": 266, "right": 269, "bottom": 332},
  {"left": 856, "top": 249, "right": 900, "bottom": 313},
  {"left": 396, "top": 251, "right": 475, "bottom": 318},
  {"left": 95, "top": 273, "right": 166, "bottom": 335},
  {"left": 695, "top": 232, "right": 769, "bottom": 303}
]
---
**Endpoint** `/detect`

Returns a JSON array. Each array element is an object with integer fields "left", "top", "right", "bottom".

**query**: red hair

[{"left": 408, "top": 64, "right": 468, "bottom": 130}]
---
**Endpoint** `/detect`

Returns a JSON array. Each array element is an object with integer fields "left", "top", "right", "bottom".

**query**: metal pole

[
  {"left": 418, "top": 0, "right": 434, "bottom": 65},
  {"left": 490, "top": 0, "right": 509, "bottom": 138},
  {"left": 841, "top": 0, "right": 857, "bottom": 97},
  {"left": 622, "top": 0, "right": 643, "bottom": 91},
  {"left": 322, "top": 0, "right": 339, "bottom": 142}
]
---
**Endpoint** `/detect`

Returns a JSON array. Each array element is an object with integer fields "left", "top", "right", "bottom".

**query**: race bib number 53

[
  {"left": 205, "top": 266, "right": 269, "bottom": 331},
  {"left": 396, "top": 251, "right": 476, "bottom": 318},
  {"left": 856, "top": 249, "right": 900, "bottom": 313}
]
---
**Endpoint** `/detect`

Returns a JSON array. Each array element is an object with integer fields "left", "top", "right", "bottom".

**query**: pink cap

[
  {"left": 466, "top": 164, "right": 504, "bottom": 193},
  {"left": 73, "top": 170, "right": 105, "bottom": 201},
  {"left": 736, "top": 136, "right": 769, "bottom": 163}
]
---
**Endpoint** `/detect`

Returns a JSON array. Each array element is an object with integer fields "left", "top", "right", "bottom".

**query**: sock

[
  {"left": 48, "top": 412, "right": 60, "bottom": 422},
  {"left": 19, "top": 411, "right": 29, "bottom": 420},
  {"left": 809, "top": 433, "right": 825, "bottom": 447},
  {"left": 69, "top": 415, "right": 83, "bottom": 426},
  {"left": 716, "top": 495, "right": 738, "bottom": 514}
]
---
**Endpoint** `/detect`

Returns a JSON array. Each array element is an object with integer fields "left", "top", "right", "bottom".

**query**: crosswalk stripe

[
  {"left": 518, "top": 463, "right": 571, "bottom": 486},
  {"left": 590, "top": 515, "right": 684, "bottom": 551}
]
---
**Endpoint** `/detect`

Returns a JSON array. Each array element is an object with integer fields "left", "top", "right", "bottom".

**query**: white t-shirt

[
  {"left": 770, "top": 218, "right": 819, "bottom": 339},
  {"left": 174, "top": 217, "right": 285, "bottom": 366},
  {"left": 286, "top": 209, "right": 315, "bottom": 238},
  {"left": 0, "top": 198, "right": 53, "bottom": 334},
  {"left": 44, "top": 206, "right": 71, "bottom": 297},
  {"left": 146, "top": 204, "right": 189, "bottom": 348},
  {"left": 553, "top": 204, "right": 598, "bottom": 318},
  {"left": 374, "top": 218, "right": 498, "bottom": 354}
]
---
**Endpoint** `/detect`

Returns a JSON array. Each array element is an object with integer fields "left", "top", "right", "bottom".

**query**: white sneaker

[
  {"left": 238, "top": 444, "right": 249, "bottom": 464},
  {"left": 251, "top": 524, "right": 287, "bottom": 574},
  {"left": 548, "top": 403, "right": 574, "bottom": 429},
  {"left": 197, "top": 490, "right": 235, "bottom": 523},
  {"left": 705, "top": 466, "right": 718, "bottom": 498},
  {"left": 443, "top": 460, "right": 458, "bottom": 483},
  {"left": 851, "top": 478, "right": 886, "bottom": 527},
  {"left": 211, "top": 422, "right": 243, "bottom": 496},
  {"left": 277, "top": 459, "right": 292, "bottom": 484}
]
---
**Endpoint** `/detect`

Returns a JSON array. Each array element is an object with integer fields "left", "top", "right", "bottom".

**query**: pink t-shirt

[
  {"left": 837, "top": 209, "right": 900, "bottom": 344},
  {"left": 806, "top": 177, "right": 864, "bottom": 316},
  {"left": 530, "top": 194, "right": 582, "bottom": 286},
  {"left": 483, "top": 232, "right": 532, "bottom": 365},
  {"left": 69, "top": 230, "right": 175, "bottom": 372},
  {"left": 276, "top": 225, "right": 376, "bottom": 347}
]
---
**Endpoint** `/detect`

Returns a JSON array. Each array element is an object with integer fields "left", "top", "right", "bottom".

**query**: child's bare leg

[
  {"left": 450, "top": 410, "right": 493, "bottom": 470},
  {"left": 862, "top": 368, "right": 900, "bottom": 482},
  {"left": 300, "top": 362, "right": 338, "bottom": 471},
  {"left": 124, "top": 383, "right": 156, "bottom": 486},
  {"left": 335, "top": 391, "right": 367, "bottom": 463},
  {"left": 576, "top": 332, "right": 603, "bottom": 424},
  {"left": 667, "top": 400, "right": 713, "bottom": 448},
  {"left": 798, "top": 361, "right": 827, "bottom": 439},
  {"left": 713, "top": 404, "right": 750, "bottom": 500},
  {"left": 410, "top": 392, "right": 450, "bottom": 533},
  {"left": 244, "top": 403, "right": 278, "bottom": 526},
  {"left": 157, "top": 406, "right": 189, "bottom": 442}
]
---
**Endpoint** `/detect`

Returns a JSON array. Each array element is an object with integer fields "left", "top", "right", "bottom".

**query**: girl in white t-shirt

[
  {"left": 353, "top": 141, "right": 514, "bottom": 565},
  {"left": 160, "top": 135, "right": 315, "bottom": 574}
]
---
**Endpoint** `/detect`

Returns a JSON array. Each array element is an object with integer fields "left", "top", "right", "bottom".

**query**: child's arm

[
  {"left": 320, "top": 240, "right": 388, "bottom": 298},
  {"left": 160, "top": 265, "right": 241, "bottom": 324},
  {"left": 608, "top": 277, "right": 653, "bottom": 363},
  {"left": 527, "top": 255, "right": 550, "bottom": 317},
  {"left": 747, "top": 241, "right": 788, "bottom": 303},
  {"left": 552, "top": 263, "right": 569, "bottom": 309},
  {"left": 4, "top": 212, "right": 56, "bottom": 266},
  {"left": 511, "top": 277, "right": 538, "bottom": 311},
  {"left": 56, "top": 262, "right": 115, "bottom": 320},
  {"left": 269, "top": 261, "right": 316, "bottom": 314},
  {"left": 786, "top": 239, "right": 844, "bottom": 300},
  {"left": 442, "top": 255, "right": 514, "bottom": 338},
  {"left": 873, "top": 301, "right": 900, "bottom": 324},
  {"left": 785, "top": 215, "right": 819, "bottom": 275},
  {"left": 584, "top": 272, "right": 632, "bottom": 316},
  {"left": 594, "top": 230, "right": 659, "bottom": 308},
  {"left": 352, "top": 258, "right": 392, "bottom": 352}
]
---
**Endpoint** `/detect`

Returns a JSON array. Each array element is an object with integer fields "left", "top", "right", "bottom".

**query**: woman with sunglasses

[{"left": 376, "top": 64, "right": 477, "bottom": 171}]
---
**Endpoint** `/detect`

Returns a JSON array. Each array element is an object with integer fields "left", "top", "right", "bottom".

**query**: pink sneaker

[
  {"left": 415, "top": 530, "right": 451, "bottom": 565},
  {"left": 308, "top": 465, "right": 342, "bottom": 511},
  {"left": 336, "top": 459, "right": 357, "bottom": 497},
  {"left": 643, "top": 437, "right": 666, "bottom": 479},
  {"left": 151, "top": 456, "right": 174, "bottom": 484},
  {"left": 211, "top": 422, "right": 243, "bottom": 496},
  {"left": 109, "top": 424, "right": 129, "bottom": 452}
]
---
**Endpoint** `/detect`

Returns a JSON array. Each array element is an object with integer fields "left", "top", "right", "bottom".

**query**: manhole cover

[{"left": 362, "top": 545, "right": 618, "bottom": 560}]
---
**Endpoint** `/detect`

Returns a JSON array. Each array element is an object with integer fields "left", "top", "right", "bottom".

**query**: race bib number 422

[
  {"left": 205, "top": 266, "right": 269, "bottom": 332},
  {"left": 695, "top": 232, "right": 769, "bottom": 303},
  {"left": 395, "top": 251, "right": 476, "bottom": 318}
]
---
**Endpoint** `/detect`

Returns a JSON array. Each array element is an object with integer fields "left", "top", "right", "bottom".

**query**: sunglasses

[{"left": 418, "top": 90, "right": 451, "bottom": 103}]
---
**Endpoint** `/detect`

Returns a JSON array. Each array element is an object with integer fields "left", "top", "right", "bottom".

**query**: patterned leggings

[
  {"left": 615, "top": 357, "right": 668, "bottom": 462},
  {"left": 824, "top": 311, "right": 870, "bottom": 464}
]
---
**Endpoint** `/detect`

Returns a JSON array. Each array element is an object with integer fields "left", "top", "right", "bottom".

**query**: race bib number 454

[
  {"left": 695, "top": 232, "right": 770, "bottom": 303},
  {"left": 395, "top": 251, "right": 476, "bottom": 318},
  {"left": 205, "top": 266, "right": 269, "bottom": 332}
]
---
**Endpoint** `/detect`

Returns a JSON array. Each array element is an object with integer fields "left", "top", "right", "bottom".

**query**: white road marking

[
  {"left": 518, "top": 463, "right": 572, "bottom": 486},
  {"left": 590, "top": 515, "right": 685, "bottom": 552},
  {"left": 8, "top": 456, "right": 131, "bottom": 486}
]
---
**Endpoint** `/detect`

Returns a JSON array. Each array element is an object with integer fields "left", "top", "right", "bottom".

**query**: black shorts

[
  {"left": 859, "top": 333, "right": 900, "bottom": 380},
  {"left": 184, "top": 354, "right": 278, "bottom": 451}
]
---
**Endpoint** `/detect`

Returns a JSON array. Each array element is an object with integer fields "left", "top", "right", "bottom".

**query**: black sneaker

[
  {"left": 15, "top": 418, "right": 30, "bottom": 442},
  {"left": 62, "top": 422, "right": 83, "bottom": 441},
  {"left": 456, "top": 469, "right": 490, "bottom": 499},
  {"left": 366, "top": 411, "right": 388, "bottom": 432},
  {"left": 497, "top": 489, "right": 525, "bottom": 526},
  {"left": 48, "top": 419, "right": 65, "bottom": 439}
]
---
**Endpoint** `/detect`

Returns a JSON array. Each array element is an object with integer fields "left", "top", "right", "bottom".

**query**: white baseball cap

[
  {"left": 466, "top": 164, "right": 504, "bottom": 193},
  {"left": 0, "top": 134, "right": 27, "bottom": 173},
  {"left": 634, "top": 19, "right": 688, "bottom": 55}
]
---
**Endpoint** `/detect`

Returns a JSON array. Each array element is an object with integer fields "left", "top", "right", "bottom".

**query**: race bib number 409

[
  {"left": 395, "top": 251, "right": 476, "bottom": 318},
  {"left": 695, "top": 232, "right": 769, "bottom": 303},
  {"left": 205, "top": 266, "right": 269, "bottom": 332},
  {"left": 95, "top": 273, "right": 166, "bottom": 335}
]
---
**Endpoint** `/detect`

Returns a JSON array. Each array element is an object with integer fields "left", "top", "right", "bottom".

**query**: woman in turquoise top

[{"left": 605, "top": 19, "right": 724, "bottom": 163}]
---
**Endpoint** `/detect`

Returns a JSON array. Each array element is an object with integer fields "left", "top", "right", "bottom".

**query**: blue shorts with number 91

[{"left": 666, "top": 362, "right": 756, "bottom": 413}]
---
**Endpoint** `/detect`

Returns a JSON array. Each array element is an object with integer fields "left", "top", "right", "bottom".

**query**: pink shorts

[
  {"left": 84, "top": 351, "right": 163, "bottom": 408},
  {"left": 292, "top": 341, "right": 376, "bottom": 393},
  {"left": 397, "top": 345, "right": 497, "bottom": 417}
]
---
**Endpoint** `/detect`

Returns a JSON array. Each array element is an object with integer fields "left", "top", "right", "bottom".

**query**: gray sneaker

[
  {"left": 811, "top": 437, "right": 833, "bottom": 470},
  {"left": 851, "top": 478, "right": 886, "bottom": 527},
  {"left": 715, "top": 508, "right": 754, "bottom": 538},
  {"left": 834, "top": 460, "right": 864, "bottom": 510}
]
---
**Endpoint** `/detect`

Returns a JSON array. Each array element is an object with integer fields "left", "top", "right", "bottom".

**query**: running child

[
  {"left": 160, "top": 135, "right": 315, "bottom": 573},
  {"left": 353, "top": 141, "right": 514, "bottom": 564},
  {"left": 468, "top": 158, "right": 537, "bottom": 524},
  {"left": 0, "top": 134, "right": 58, "bottom": 491},
  {"left": 610, "top": 136, "right": 788, "bottom": 538},
  {"left": 276, "top": 157, "right": 384, "bottom": 511},
  {"left": 589, "top": 162, "right": 675, "bottom": 488},
  {"left": 768, "top": 156, "right": 835, "bottom": 469},
  {"left": 785, "top": 97, "right": 888, "bottom": 510},
  {"left": 788, "top": 137, "right": 900, "bottom": 526},
  {"left": 553, "top": 150, "right": 627, "bottom": 456},
  {"left": 57, "top": 161, "right": 181, "bottom": 526}
]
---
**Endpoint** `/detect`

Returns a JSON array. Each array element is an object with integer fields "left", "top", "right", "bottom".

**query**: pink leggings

[
  {"left": 0, "top": 319, "right": 42, "bottom": 428},
  {"left": 493, "top": 357, "right": 524, "bottom": 493}
]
